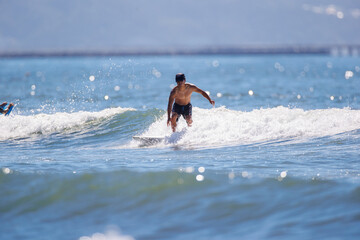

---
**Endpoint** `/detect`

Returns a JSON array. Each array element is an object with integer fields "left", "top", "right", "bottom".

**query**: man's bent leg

[
  {"left": 170, "top": 113, "right": 178, "bottom": 132},
  {"left": 185, "top": 115, "right": 193, "bottom": 127},
  {"left": 5, "top": 103, "right": 14, "bottom": 114},
  {"left": 184, "top": 103, "right": 192, "bottom": 127}
]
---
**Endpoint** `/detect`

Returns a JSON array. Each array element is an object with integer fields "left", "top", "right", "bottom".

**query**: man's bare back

[
  {"left": 167, "top": 73, "right": 215, "bottom": 132},
  {"left": 171, "top": 83, "right": 198, "bottom": 105}
]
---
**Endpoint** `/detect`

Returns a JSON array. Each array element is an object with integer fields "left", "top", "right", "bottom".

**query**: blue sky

[{"left": 1, "top": 0, "right": 359, "bottom": 52}]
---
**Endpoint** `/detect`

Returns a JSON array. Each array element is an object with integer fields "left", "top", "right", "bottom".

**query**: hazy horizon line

[{"left": 1, "top": 44, "right": 359, "bottom": 58}]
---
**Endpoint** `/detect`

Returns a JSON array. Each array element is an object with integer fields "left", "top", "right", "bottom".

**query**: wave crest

[
  {"left": 0, "top": 107, "right": 135, "bottom": 141},
  {"left": 141, "top": 106, "right": 360, "bottom": 147}
]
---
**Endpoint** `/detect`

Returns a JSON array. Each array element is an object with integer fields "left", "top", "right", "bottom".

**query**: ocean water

[{"left": 0, "top": 55, "right": 360, "bottom": 240}]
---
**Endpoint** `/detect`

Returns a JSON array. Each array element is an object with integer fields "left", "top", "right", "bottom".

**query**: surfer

[
  {"left": 0, "top": 102, "right": 14, "bottom": 115},
  {"left": 167, "top": 73, "right": 215, "bottom": 132}
]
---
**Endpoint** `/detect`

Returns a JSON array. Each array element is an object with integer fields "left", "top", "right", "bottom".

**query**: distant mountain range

[{"left": 1, "top": 0, "right": 359, "bottom": 53}]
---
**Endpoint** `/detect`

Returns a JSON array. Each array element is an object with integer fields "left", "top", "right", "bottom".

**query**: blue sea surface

[{"left": 0, "top": 55, "right": 360, "bottom": 240}]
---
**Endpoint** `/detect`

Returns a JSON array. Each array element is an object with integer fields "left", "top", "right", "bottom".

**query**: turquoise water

[{"left": 1, "top": 55, "right": 360, "bottom": 239}]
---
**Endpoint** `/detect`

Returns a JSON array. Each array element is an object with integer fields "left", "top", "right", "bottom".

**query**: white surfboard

[{"left": 133, "top": 136, "right": 164, "bottom": 145}]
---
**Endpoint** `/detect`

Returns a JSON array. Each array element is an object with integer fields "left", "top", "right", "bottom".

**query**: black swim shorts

[{"left": 172, "top": 102, "right": 192, "bottom": 121}]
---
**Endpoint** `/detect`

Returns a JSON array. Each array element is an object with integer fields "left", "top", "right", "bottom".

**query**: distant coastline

[{"left": 1, "top": 45, "right": 359, "bottom": 58}]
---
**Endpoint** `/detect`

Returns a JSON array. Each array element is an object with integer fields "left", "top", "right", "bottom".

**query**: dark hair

[{"left": 175, "top": 73, "right": 186, "bottom": 82}]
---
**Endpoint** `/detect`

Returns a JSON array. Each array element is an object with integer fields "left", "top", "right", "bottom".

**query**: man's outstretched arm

[{"left": 193, "top": 86, "right": 215, "bottom": 106}]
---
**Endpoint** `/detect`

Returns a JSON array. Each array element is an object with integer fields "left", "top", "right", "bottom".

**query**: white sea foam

[
  {"left": 140, "top": 106, "right": 360, "bottom": 148},
  {"left": 0, "top": 107, "right": 135, "bottom": 141}
]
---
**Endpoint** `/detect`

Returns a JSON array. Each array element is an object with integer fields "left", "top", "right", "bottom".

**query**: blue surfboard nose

[{"left": 4, "top": 105, "right": 14, "bottom": 116}]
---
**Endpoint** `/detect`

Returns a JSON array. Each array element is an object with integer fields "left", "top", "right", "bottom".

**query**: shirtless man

[{"left": 167, "top": 73, "right": 215, "bottom": 132}]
